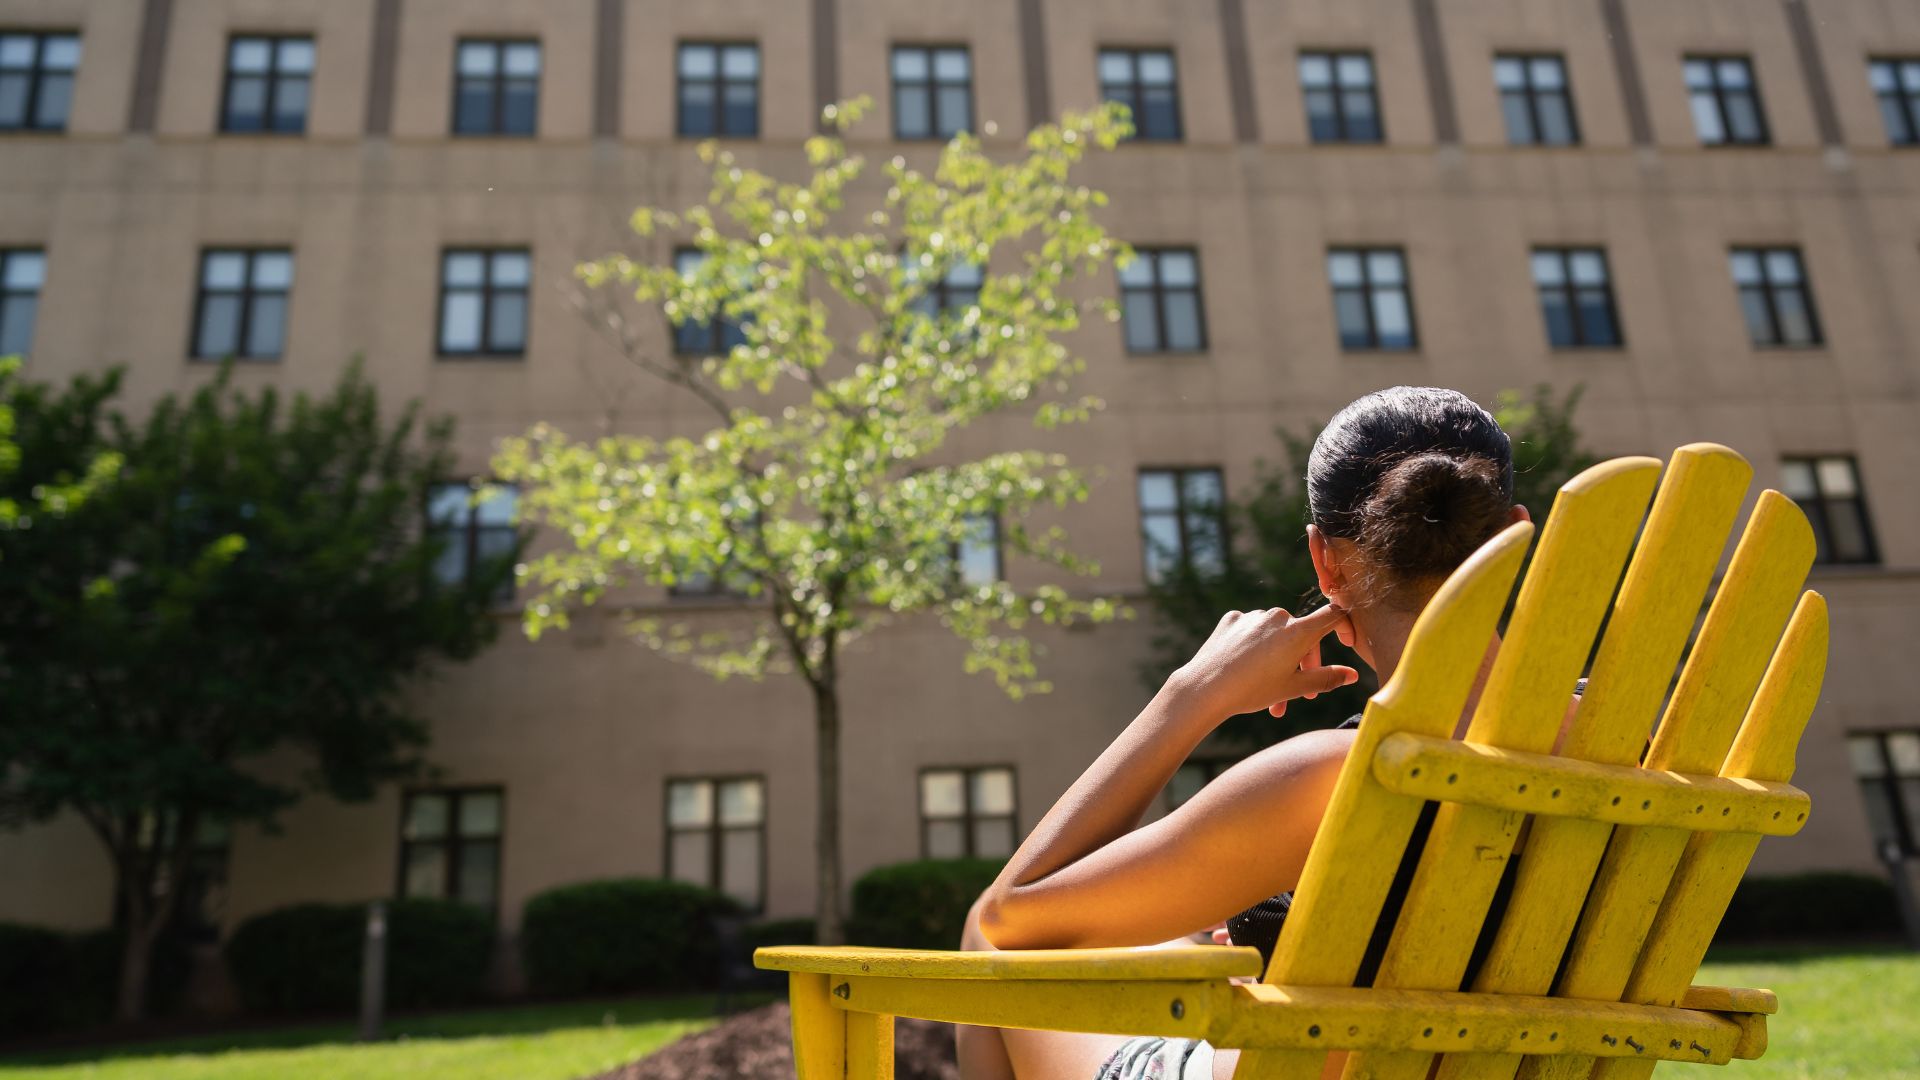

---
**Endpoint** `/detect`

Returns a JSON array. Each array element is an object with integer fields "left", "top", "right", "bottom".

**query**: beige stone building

[{"left": 4, "top": 0, "right": 1919, "bottom": 964}]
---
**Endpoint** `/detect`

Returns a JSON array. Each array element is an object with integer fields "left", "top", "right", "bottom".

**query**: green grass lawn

[
  {"left": 0, "top": 994, "right": 742, "bottom": 1080},
  {"left": 1697, "top": 945, "right": 1920, "bottom": 1079},
  {"left": 0, "top": 950, "right": 1911, "bottom": 1079}
]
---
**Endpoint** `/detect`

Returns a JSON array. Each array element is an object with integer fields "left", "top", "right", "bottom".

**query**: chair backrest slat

[{"left": 1334, "top": 459, "right": 1661, "bottom": 1080}]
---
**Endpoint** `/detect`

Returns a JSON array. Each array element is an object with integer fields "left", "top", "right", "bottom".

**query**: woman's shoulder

[{"left": 1223, "top": 723, "right": 1356, "bottom": 789}]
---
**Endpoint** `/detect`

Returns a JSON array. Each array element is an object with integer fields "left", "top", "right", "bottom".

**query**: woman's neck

[{"left": 1353, "top": 601, "right": 1503, "bottom": 738}]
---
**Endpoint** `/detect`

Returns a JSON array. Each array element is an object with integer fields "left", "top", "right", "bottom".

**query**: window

[
  {"left": 0, "top": 249, "right": 44, "bottom": 356},
  {"left": 1118, "top": 248, "right": 1206, "bottom": 353},
  {"left": 920, "top": 766, "right": 1016, "bottom": 859},
  {"left": 905, "top": 259, "right": 982, "bottom": 320},
  {"left": 1299, "top": 51, "right": 1381, "bottom": 143},
  {"left": 1327, "top": 248, "right": 1416, "bottom": 350},
  {"left": 1495, "top": 54, "right": 1579, "bottom": 146},
  {"left": 1729, "top": 248, "right": 1820, "bottom": 348},
  {"left": 1869, "top": 59, "right": 1920, "bottom": 146},
  {"left": 0, "top": 31, "right": 79, "bottom": 132},
  {"left": 1780, "top": 456, "right": 1877, "bottom": 566},
  {"left": 1849, "top": 732, "right": 1920, "bottom": 858},
  {"left": 892, "top": 45, "right": 971, "bottom": 140},
  {"left": 666, "top": 777, "right": 765, "bottom": 910},
  {"left": 678, "top": 43, "right": 758, "bottom": 137},
  {"left": 1167, "top": 758, "right": 1237, "bottom": 810},
  {"left": 1531, "top": 248, "right": 1621, "bottom": 347},
  {"left": 1685, "top": 56, "right": 1768, "bottom": 146},
  {"left": 1098, "top": 48, "right": 1181, "bottom": 141},
  {"left": 221, "top": 35, "right": 313, "bottom": 133},
  {"left": 672, "top": 248, "right": 748, "bottom": 355},
  {"left": 1138, "top": 467, "right": 1225, "bottom": 583},
  {"left": 399, "top": 788, "right": 503, "bottom": 911},
  {"left": 453, "top": 39, "right": 539, "bottom": 136},
  {"left": 439, "top": 248, "right": 529, "bottom": 357},
  {"left": 955, "top": 513, "right": 1001, "bottom": 586},
  {"left": 192, "top": 250, "right": 292, "bottom": 360},
  {"left": 429, "top": 482, "right": 519, "bottom": 601}
]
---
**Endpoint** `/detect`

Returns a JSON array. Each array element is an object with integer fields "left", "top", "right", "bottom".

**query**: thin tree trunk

[
  {"left": 811, "top": 676, "right": 845, "bottom": 946},
  {"left": 115, "top": 914, "right": 154, "bottom": 1024}
]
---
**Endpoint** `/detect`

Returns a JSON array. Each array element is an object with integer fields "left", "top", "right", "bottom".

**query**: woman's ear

[
  {"left": 1511, "top": 504, "right": 1533, "bottom": 525},
  {"left": 1307, "top": 524, "right": 1347, "bottom": 606}
]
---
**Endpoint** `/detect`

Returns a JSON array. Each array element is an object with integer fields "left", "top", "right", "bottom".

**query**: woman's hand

[{"left": 1174, "top": 605, "right": 1358, "bottom": 720}]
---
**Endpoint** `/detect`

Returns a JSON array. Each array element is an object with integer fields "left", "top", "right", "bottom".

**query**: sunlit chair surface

[{"left": 757, "top": 445, "right": 1826, "bottom": 1080}]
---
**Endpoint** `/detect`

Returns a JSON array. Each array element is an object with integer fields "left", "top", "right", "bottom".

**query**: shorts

[{"left": 1094, "top": 1036, "right": 1214, "bottom": 1080}]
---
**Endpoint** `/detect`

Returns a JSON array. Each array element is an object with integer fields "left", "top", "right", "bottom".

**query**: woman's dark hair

[{"left": 1307, "top": 386, "right": 1514, "bottom": 605}]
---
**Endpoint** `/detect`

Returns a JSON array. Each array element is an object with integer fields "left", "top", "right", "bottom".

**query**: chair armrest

[
  {"left": 754, "top": 944, "right": 1265, "bottom": 981},
  {"left": 1680, "top": 984, "right": 1777, "bottom": 1015}
]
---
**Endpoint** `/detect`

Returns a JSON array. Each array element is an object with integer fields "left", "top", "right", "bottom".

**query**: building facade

[{"left": 4, "top": 0, "right": 1919, "bottom": 964}]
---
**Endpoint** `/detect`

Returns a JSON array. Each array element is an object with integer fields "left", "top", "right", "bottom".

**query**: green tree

[
  {"left": 0, "top": 363, "right": 517, "bottom": 1023},
  {"left": 0, "top": 356, "right": 119, "bottom": 531},
  {"left": 495, "top": 101, "right": 1130, "bottom": 944},
  {"left": 1140, "top": 384, "right": 1597, "bottom": 749}
]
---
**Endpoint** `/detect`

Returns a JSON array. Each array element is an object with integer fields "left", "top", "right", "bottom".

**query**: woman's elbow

[{"left": 973, "top": 884, "right": 1060, "bottom": 951}]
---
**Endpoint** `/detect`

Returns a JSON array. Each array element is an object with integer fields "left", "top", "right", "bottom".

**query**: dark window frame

[
  {"left": 663, "top": 774, "right": 768, "bottom": 913},
  {"left": 190, "top": 247, "right": 293, "bottom": 361},
  {"left": 1531, "top": 246, "right": 1623, "bottom": 348},
  {"left": 427, "top": 480, "right": 520, "bottom": 602},
  {"left": 219, "top": 33, "right": 314, "bottom": 134},
  {"left": 1119, "top": 247, "right": 1208, "bottom": 354},
  {"left": 917, "top": 764, "right": 1019, "bottom": 860},
  {"left": 1847, "top": 730, "right": 1920, "bottom": 857},
  {"left": 1495, "top": 52, "right": 1581, "bottom": 146},
  {"left": 1098, "top": 46, "right": 1182, "bottom": 142},
  {"left": 437, "top": 247, "right": 531, "bottom": 358},
  {"left": 451, "top": 38, "right": 540, "bottom": 137},
  {"left": 891, "top": 44, "right": 974, "bottom": 141},
  {"left": 1327, "top": 246, "right": 1419, "bottom": 351},
  {"left": 1685, "top": 55, "right": 1770, "bottom": 147},
  {"left": 1869, "top": 58, "right": 1920, "bottom": 147},
  {"left": 1730, "top": 246, "right": 1822, "bottom": 348},
  {"left": 1780, "top": 455, "right": 1879, "bottom": 566},
  {"left": 395, "top": 786, "right": 505, "bottom": 913},
  {"left": 0, "top": 30, "right": 80, "bottom": 133},
  {"left": 0, "top": 247, "right": 45, "bottom": 356},
  {"left": 1137, "top": 466, "right": 1227, "bottom": 583},
  {"left": 677, "top": 41, "right": 760, "bottom": 138},
  {"left": 1299, "top": 49, "right": 1383, "bottom": 144}
]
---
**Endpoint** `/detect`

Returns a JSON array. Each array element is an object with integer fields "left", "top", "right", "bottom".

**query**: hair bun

[{"left": 1355, "top": 452, "right": 1511, "bottom": 580}]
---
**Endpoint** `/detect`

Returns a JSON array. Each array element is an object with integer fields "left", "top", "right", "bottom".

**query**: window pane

[
  {"left": 895, "top": 85, "right": 930, "bottom": 137},
  {"left": 1365, "top": 251, "right": 1404, "bottom": 284},
  {"left": 1778, "top": 459, "right": 1818, "bottom": 499},
  {"left": 1304, "top": 89, "right": 1340, "bottom": 141},
  {"left": 681, "top": 81, "right": 716, "bottom": 133},
  {"left": 1336, "top": 55, "right": 1373, "bottom": 87},
  {"left": 1575, "top": 288, "right": 1618, "bottom": 345},
  {"left": 1162, "top": 292, "right": 1202, "bottom": 350},
  {"left": 1537, "top": 97, "right": 1576, "bottom": 144},
  {"left": 1372, "top": 290, "right": 1413, "bottom": 347},
  {"left": 1815, "top": 458, "right": 1858, "bottom": 497},
  {"left": 719, "top": 779, "right": 764, "bottom": 826},
  {"left": 722, "top": 82, "right": 757, "bottom": 133},
  {"left": 921, "top": 771, "right": 964, "bottom": 817},
  {"left": 668, "top": 780, "right": 714, "bottom": 827},
  {"left": 1298, "top": 55, "right": 1332, "bottom": 87},
  {"left": 1494, "top": 58, "right": 1525, "bottom": 90},
  {"left": 1879, "top": 98, "right": 1914, "bottom": 144},
  {"left": 1501, "top": 94, "right": 1536, "bottom": 144},
  {"left": 1180, "top": 469, "right": 1222, "bottom": 508},
  {"left": 1531, "top": 252, "right": 1566, "bottom": 285},
  {"left": 1725, "top": 93, "right": 1763, "bottom": 141},
  {"left": 1889, "top": 733, "right": 1920, "bottom": 776},
  {"left": 1772, "top": 289, "right": 1815, "bottom": 345},
  {"left": 934, "top": 49, "right": 970, "bottom": 81},
  {"left": 1098, "top": 52, "right": 1133, "bottom": 84},
  {"left": 196, "top": 295, "right": 242, "bottom": 357},
  {"left": 1569, "top": 251, "right": 1606, "bottom": 285},
  {"left": 474, "top": 486, "right": 517, "bottom": 525},
  {"left": 1764, "top": 251, "right": 1802, "bottom": 283},
  {"left": 454, "top": 81, "right": 493, "bottom": 131},
  {"left": 1117, "top": 254, "right": 1156, "bottom": 287},
  {"left": 429, "top": 484, "right": 472, "bottom": 525},
  {"left": 204, "top": 252, "right": 248, "bottom": 288},
  {"left": 925, "top": 819, "right": 966, "bottom": 859},
  {"left": 0, "top": 295, "right": 37, "bottom": 356},
  {"left": 722, "top": 46, "right": 759, "bottom": 78},
  {"left": 1541, "top": 290, "right": 1576, "bottom": 347},
  {"left": 458, "top": 43, "right": 498, "bottom": 76},
  {"left": 892, "top": 48, "right": 928, "bottom": 81},
  {"left": 459, "top": 792, "right": 502, "bottom": 837},
  {"left": 277, "top": 39, "right": 315, "bottom": 74},
  {"left": 679, "top": 44, "right": 716, "bottom": 77},
  {"left": 1737, "top": 290, "right": 1774, "bottom": 344},
  {"left": 440, "top": 292, "right": 482, "bottom": 351},
  {"left": 970, "top": 818, "right": 1014, "bottom": 859},
  {"left": 936, "top": 86, "right": 970, "bottom": 135},
  {"left": 1684, "top": 60, "right": 1714, "bottom": 89},
  {"left": 502, "top": 82, "right": 537, "bottom": 133},
  {"left": 1138, "top": 52, "right": 1174, "bottom": 86},
  {"left": 1334, "top": 291, "right": 1372, "bottom": 347},
  {"left": 406, "top": 794, "right": 451, "bottom": 840},
  {"left": 402, "top": 843, "right": 446, "bottom": 898},
  {"left": 1870, "top": 62, "right": 1897, "bottom": 93},
  {"left": 487, "top": 292, "right": 527, "bottom": 351},
  {"left": 1326, "top": 251, "right": 1363, "bottom": 286},
  {"left": 251, "top": 252, "right": 293, "bottom": 289},
  {"left": 1826, "top": 502, "right": 1873, "bottom": 562},
  {"left": 0, "top": 74, "right": 26, "bottom": 127},
  {"left": 504, "top": 44, "right": 541, "bottom": 76},
  {"left": 33, "top": 73, "right": 70, "bottom": 128},
  {"left": 669, "top": 831, "right": 711, "bottom": 885},
  {"left": 1690, "top": 93, "right": 1725, "bottom": 142},
  {"left": 721, "top": 830, "right": 761, "bottom": 907},
  {"left": 273, "top": 79, "right": 309, "bottom": 130},
  {"left": 231, "top": 39, "right": 272, "bottom": 73},
  {"left": 1340, "top": 92, "right": 1380, "bottom": 140},
  {"left": 1717, "top": 59, "right": 1751, "bottom": 87},
  {"left": 1142, "top": 515, "right": 1181, "bottom": 582},
  {"left": 432, "top": 533, "right": 467, "bottom": 585},
  {"left": 444, "top": 252, "right": 486, "bottom": 286},
  {"left": 1849, "top": 736, "right": 1888, "bottom": 778},
  {"left": 4, "top": 251, "right": 45, "bottom": 289},
  {"left": 1137, "top": 471, "right": 1177, "bottom": 511},
  {"left": 1141, "top": 87, "right": 1179, "bottom": 138},
  {"left": 1728, "top": 251, "right": 1762, "bottom": 285},
  {"left": 971, "top": 769, "right": 1015, "bottom": 815},
  {"left": 1157, "top": 250, "right": 1197, "bottom": 287},
  {"left": 1122, "top": 292, "right": 1161, "bottom": 350},
  {"left": 245, "top": 295, "right": 286, "bottom": 357},
  {"left": 456, "top": 841, "right": 498, "bottom": 907},
  {"left": 1860, "top": 778, "right": 1902, "bottom": 848},
  {"left": 1530, "top": 58, "right": 1565, "bottom": 89},
  {"left": 958, "top": 517, "right": 998, "bottom": 585}
]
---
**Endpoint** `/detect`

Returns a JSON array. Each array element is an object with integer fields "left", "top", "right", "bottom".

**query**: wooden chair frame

[{"left": 759, "top": 445, "right": 1826, "bottom": 1080}]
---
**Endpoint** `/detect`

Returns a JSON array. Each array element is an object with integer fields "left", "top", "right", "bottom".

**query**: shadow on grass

[{"left": 0, "top": 993, "right": 765, "bottom": 1069}]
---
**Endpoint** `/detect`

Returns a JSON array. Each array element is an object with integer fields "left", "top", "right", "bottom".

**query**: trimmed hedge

[
  {"left": 0, "top": 922, "right": 192, "bottom": 1038},
  {"left": 520, "top": 878, "right": 739, "bottom": 997},
  {"left": 225, "top": 899, "right": 493, "bottom": 1015},
  {"left": 741, "top": 917, "right": 816, "bottom": 955},
  {"left": 1717, "top": 872, "right": 1903, "bottom": 943},
  {"left": 848, "top": 858, "right": 1003, "bottom": 950}
]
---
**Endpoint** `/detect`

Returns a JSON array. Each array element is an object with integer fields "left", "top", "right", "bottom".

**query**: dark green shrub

[
  {"left": 226, "top": 899, "right": 493, "bottom": 1015},
  {"left": 0, "top": 922, "right": 195, "bottom": 1037},
  {"left": 742, "top": 917, "right": 816, "bottom": 954},
  {"left": 848, "top": 858, "right": 1002, "bottom": 949},
  {"left": 1717, "top": 872, "right": 1902, "bottom": 942},
  {"left": 520, "top": 878, "right": 739, "bottom": 997}
]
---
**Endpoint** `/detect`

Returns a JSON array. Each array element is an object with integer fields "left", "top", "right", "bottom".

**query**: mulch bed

[{"left": 594, "top": 1002, "right": 958, "bottom": 1080}]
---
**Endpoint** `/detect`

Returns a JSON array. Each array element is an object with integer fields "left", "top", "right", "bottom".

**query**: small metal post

[
  {"left": 1879, "top": 842, "right": 1920, "bottom": 950},
  {"left": 359, "top": 900, "right": 388, "bottom": 1041}
]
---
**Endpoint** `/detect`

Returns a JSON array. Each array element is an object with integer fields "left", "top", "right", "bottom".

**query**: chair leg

[
  {"left": 791, "top": 973, "right": 847, "bottom": 1080},
  {"left": 848, "top": 1010, "right": 896, "bottom": 1079}
]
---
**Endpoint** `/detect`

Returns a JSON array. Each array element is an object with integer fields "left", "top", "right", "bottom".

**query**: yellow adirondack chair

[{"left": 757, "top": 444, "right": 1826, "bottom": 1080}]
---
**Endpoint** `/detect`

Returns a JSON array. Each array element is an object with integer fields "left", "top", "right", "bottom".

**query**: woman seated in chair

[{"left": 960, "top": 386, "right": 1534, "bottom": 1080}]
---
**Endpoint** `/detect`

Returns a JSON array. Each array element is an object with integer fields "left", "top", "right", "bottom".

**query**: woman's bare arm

[{"left": 978, "top": 606, "right": 1357, "bottom": 950}]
